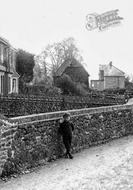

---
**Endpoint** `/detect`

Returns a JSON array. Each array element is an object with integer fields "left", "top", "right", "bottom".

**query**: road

[{"left": 1, "top": 135, "right": 133, "bottom": 190}]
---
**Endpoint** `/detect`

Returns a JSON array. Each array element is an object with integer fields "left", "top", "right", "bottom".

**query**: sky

[{"left": 0, "top": 0, "right": 133, "bottom": 80}]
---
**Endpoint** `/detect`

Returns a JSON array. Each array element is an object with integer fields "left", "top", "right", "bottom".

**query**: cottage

[
  {"left": 0, "top": 36, "right": 19, "bottom": 95},
  {"left": 53, "top": 58, "right": 89, "bottom": 87},
  {"left": 91, "top": 62, "right": 125, "bottom": 90}
]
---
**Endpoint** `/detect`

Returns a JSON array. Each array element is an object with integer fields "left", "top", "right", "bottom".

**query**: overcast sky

[{"left": 0, "top": 0, "right": 133, "bottom": 79}]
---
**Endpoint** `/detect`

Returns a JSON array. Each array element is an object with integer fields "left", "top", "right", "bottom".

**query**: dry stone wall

[{"left": 0, "top": 103, "right": 133, "bottom": 177}]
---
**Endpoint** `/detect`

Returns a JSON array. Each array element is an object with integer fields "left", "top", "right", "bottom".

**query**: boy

[{"left": 58, "top": 112, "right": 74, "bottom": 159}]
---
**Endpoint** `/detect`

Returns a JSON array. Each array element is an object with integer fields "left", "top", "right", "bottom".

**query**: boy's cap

[{"left": 63, "top": 112, "right": 70, "bottom": 118}]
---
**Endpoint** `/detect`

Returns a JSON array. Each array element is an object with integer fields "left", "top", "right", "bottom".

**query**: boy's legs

[
  {"left": 63, "top": 137, "right": 73, "bottom": 159},
  {"left": 63, "top": 138, "right": 70, "bottom": 154},
  {"left": 67, "top": 137, "right": 73, "bottom": 159}
]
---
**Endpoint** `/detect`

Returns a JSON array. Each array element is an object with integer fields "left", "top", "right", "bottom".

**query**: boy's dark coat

[{"left": 58, "top": 120, "right": 74, "bottom": 139}]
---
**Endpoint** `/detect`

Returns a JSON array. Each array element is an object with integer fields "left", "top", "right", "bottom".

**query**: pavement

[
  {"left": 1, "top": 135, "right": 133, "bottom": 190},
  {"left": 126, "top": 98, "right": 133, "bottom": 104}
]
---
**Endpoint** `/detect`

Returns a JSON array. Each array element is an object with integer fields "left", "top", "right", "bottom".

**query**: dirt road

[{"left": 1, "top": 136, "right": 133, "bottom": 190}]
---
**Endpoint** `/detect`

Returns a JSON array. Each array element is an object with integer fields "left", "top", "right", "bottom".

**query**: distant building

[
  {"left": 91, "top": 62, "right": 125, "bottom": 90},
  {"left": 0, "top": 36, "right": 19, "bottom": 95},
  {"left": 53, "top": 58, "right": 89, "bottom": 87}
]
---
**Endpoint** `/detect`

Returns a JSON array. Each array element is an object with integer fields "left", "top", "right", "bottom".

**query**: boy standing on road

[{"left": 58, "top": 112, "right": 74, "bottom": 159}]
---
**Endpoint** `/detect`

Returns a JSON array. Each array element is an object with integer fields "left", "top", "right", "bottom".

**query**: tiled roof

[
  {"left": 0, "top": 36, "right": 10, "bottom": 46},
  {"left": 100, "top": 62, "right": 125, "bottom": 77},
  {"left": 0, "top": 36, "right": 17, "bottom": 51},
  {"left": 54, "top": 58, "right": 88, "bottom": 76},
  {"left": 54, "top": 60, "right": 71, "bottom": 76}
]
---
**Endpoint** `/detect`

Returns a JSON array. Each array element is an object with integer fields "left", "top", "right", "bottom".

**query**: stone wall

[
  {"left": 91, "top": 80, "right": 104, "bottom": 91},
  {"left": 0, "top": 95, "right": 126, "bottom": 118},
  {"left": 0, "top": 103, "right": 133, "bottom": 177},
  {"left": 104, "top": 76, "right": 125, "bottom": 89}
]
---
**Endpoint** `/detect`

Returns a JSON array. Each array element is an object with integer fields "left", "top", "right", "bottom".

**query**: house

[
  {"left": 91, "top": 62, "right": 125, "bottom": 90},
  {"left": 53, "top": 58, "right": 89, "bottom": 87},
  {"left": 0, "top": 36, "right": 19, "bottom": 95}
]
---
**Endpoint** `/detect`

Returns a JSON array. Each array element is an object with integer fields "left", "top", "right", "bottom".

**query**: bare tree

[{"left": 36, "top": 37, "right": 84, "bottom": 78}]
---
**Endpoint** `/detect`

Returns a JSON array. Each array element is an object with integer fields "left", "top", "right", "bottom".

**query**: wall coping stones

[{"left": 10, "top": 103, "right": 133, "bottom": 126}]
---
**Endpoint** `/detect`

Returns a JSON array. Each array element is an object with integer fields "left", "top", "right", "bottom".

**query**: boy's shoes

[
  {"left": 68, "top": 153, "right": 73, "bottom": 159},
  {"left": 64, "top": 153, "right": 73, "bottom": 159},
  {"left": 64, "top": 153, "right": 69, "bottom": 158}
]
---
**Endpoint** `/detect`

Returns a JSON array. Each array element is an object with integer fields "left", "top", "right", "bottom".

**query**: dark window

[{"left": 1, "top": 75, "right": 4, "bottom": 94}]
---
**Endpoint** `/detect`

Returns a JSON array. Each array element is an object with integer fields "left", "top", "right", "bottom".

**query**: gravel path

[{"left": 1, "top": 135, "right": 133, "bottom": 190}]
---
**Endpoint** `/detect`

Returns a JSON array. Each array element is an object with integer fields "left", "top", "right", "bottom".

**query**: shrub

[{"left": 56, "top": 74, "right": 87, "bottom": 96}]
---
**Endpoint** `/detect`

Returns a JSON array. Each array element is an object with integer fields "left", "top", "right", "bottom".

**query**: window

[
  {"left": 3, "top": 47, "right": 8, "bottom": 66},
  {"left": 0, "top": 45, "right": 8, "bottom": 65},
  {"left": 1, "top": 75, "right": 4, "bottom": 94},
  {"left": 0, "top": 45, "right": 4, "bottom": 64},
  {"left": 92, "top": 83, "right": 94, "bottom": 87},
  {"left": 8, "top": 77, "right": 11, "bottom": 93},
  {"left": 12, "top": 78, "right": 16, "bottom": 93}
]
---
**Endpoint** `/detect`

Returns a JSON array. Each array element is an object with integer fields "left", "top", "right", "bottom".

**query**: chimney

[{"left": 109, "top": 61, "right": 112, "bottom": 68}]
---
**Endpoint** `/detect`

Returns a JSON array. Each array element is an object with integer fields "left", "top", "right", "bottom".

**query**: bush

[
  {"left": 20, "top": 85, "right": 61, "bottom": 96},
  {"left": 76, "top": 83, "right": 88, "bottom": 96},
  {"left": 56, "top": 74, "right": 87, "bottom": 96}
]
